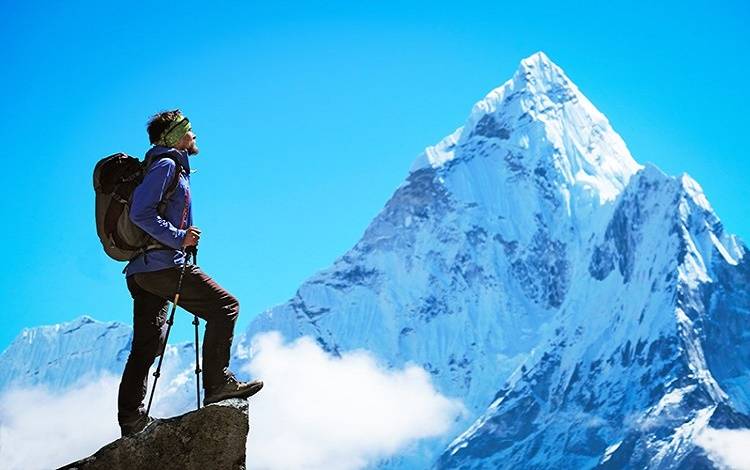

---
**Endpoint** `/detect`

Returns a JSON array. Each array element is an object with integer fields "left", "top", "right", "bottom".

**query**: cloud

[
  {"left": 243, "top": 332, "right": 466, "bottom": 470},
  {"left": 0, "top": 373, "right": 121, "bottom": 469},
  {"left": 0, "top": 336, "right": 463, "bottom": 470},
  {"left": 0, "top": 344, "right": 194, "bottom": 470},
  {"left": 695, "top": 427, "right": 750, "bottom": 470}
]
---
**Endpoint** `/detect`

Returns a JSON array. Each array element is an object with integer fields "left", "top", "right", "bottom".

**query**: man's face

[{"left": 177, "top": 130, "right": 199, "bottom": 155}]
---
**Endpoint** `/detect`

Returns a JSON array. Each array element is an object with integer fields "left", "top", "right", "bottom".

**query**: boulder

[{"left": 58, "top": 398, "right": 249, "bottom": 470}]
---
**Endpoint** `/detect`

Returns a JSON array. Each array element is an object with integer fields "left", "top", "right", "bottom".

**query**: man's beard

[{"left": 187, "top": 143, "right": 200, "bottom": 155}]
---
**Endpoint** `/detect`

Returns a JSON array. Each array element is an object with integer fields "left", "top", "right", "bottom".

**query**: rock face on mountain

[{"left": 58, "top": 399, "right": 250, "bottom": 470}]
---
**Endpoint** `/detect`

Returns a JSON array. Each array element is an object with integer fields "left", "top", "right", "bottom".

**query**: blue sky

[{"left": 0, "top": 0, "right": 748, "bottom": 351}]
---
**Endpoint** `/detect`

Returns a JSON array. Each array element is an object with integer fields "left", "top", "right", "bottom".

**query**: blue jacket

[{"left": 124, "top": 145, "right": 193, "bottom": 277}]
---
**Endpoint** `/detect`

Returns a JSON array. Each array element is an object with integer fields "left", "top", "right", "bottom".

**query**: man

[{"left": 117, "top": 109, "right": 263, "bottom": 437}]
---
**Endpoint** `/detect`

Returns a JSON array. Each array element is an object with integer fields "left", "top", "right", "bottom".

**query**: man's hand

[{"left": 183, "top": 226, "right": 201, "bottom": 247}]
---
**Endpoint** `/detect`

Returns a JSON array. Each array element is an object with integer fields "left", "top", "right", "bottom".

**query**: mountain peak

[
  {"left": 513, "top": 50, "right": 570, "bottom": 90},
  {"left": 520, "top": 50, "right": 553, "bottom": 67},
  {"left": 411, "top": 52, "right": 641, "bottom": 214},
  {"left": 679, "top": 172, "right": 713, "bottom": 213}
]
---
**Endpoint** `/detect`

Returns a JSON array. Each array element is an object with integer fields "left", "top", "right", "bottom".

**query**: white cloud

[
  {"left": 0, "top": 373, "right": 121, "bottom": 470},
  {"left": 0, "top": 335, "right": 463, "bottom": 470},
  {"left": 243, "top": 332, "right": 466, "bottom": 470},
  {"left": 0, "top": 343, "right": 199, "bottom": 470},
  {"left": 695, "top": 427, "right": 750, "bottom": 470}
]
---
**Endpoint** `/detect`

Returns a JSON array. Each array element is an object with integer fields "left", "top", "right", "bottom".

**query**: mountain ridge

[{"left": 437, "top": 161, "right": 749, "bottom": 468}]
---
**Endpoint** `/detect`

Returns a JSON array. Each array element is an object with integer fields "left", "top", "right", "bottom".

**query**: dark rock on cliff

[{"left": 58, "top": 398, "right": 249, "bottom": 470}]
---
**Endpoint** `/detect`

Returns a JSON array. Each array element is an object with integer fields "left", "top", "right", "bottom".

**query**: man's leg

[
  {"left": 117, "top": 275, "right": 169, "bottom": 426},
  {"left": 131, "top": 265, "right": 239, "bottom": 392},
  {"left": 175, "top": 265, "right": 240, "bottom": 391}
]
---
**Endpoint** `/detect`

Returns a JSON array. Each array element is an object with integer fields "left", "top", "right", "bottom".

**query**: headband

[{"left": 157, "top": 116, "right": 191, "bottom": 147}]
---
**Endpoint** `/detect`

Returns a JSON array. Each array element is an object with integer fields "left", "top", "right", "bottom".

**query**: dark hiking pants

[{"left": 117, "top": 265, "right": 239, "bottom": 424}]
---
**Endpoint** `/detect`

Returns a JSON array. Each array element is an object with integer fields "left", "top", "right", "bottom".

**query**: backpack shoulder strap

[
  {"left": 163, "top": 158, "right": 183, "bottom": 200},
  {"left": 145, "top": 154, "right": 184, "bottom": 216}
]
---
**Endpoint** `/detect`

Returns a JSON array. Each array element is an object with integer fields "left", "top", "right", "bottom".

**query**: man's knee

[
  {"left": 129, "top": 329, "right": 165, "bottom": 362},
  {"left": 224, "top": 295, "right": 239, "bottom": 323},
  {"left": 208, "top": 294, "right": 239, "bottom": 326},
  {"left": 126, "top": 341, "right": 161, "bottom": 364}
]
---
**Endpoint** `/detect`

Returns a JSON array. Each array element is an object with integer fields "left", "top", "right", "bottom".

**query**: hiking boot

[
  {"left": 120, "top": 414, "right": 154, "bottom": 437},
  {"left": 204, "top": 376, "right": 264, "bottom": 406}
]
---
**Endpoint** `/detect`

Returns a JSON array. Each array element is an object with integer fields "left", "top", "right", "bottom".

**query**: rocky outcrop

[{"left": 58, "top": 399, "right": 249, "bottom": 470}]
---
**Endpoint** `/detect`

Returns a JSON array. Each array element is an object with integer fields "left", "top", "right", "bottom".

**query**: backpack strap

[
  {"left": 131, "top": 153, "right": 186, "bottom": 260},
  {"left": 142, "top": 153, "right": 183, "bottom": 216},
  {"left": 158, "top": 159, "right": 183, "bottom": 216}
]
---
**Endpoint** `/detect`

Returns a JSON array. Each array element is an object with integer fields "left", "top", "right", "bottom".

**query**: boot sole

[{"left": 203, "top": 381, "right": 264, "bottom": 406}]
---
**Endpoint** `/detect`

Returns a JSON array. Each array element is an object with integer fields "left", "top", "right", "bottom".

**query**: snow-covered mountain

[
  {"left": 2, "top": 51, "right": 747, "bottom": 469},
  {"left": 437, "top": 165, "right": 750, "bottom": 468},
  {"left": 236, "top": 50, "right": 749, "bottom": 467},
  {"left": 0, "top": 316, "right": 131, "bottom": 391},
  {"left": 240, "top": 51, "right": 642, "bottom": 421},
  {"left": 0, "top": 315, "right": 200, "bottom": 418}
]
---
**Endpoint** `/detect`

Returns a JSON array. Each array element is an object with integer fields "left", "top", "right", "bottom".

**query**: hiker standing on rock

[{"left": 117, "top": 110, "right": 263, "bottom": 437}]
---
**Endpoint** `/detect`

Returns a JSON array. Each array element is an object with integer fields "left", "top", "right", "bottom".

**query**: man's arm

[{"left": 130, "top": 157, "right": 187, "bottom": 249}]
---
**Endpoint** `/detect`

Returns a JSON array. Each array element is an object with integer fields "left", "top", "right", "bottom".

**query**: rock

[{"left": 58, "top": 398, "right": 249, "bottom": 470}]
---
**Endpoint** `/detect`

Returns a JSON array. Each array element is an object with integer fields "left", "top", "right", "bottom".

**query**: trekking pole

[
  {"left": 188, "top": 246, "right": 202, "bottom": 410},
  {"left": 145, "top": 248, "right": 191, "bottom": 417}
]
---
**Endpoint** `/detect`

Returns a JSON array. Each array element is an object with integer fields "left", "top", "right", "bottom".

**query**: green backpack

[{"left": 93, "top": 152, "right": 182, "bottom": 261}]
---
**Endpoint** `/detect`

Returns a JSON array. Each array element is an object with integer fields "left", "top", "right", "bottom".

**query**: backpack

[{"left": 94, "top": 152, "right": 182, "bottom": 261}]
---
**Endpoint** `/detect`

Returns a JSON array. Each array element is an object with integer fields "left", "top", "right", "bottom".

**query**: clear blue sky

[{"left": 1, "top": 0, "right": 748, "bottom": 351}]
